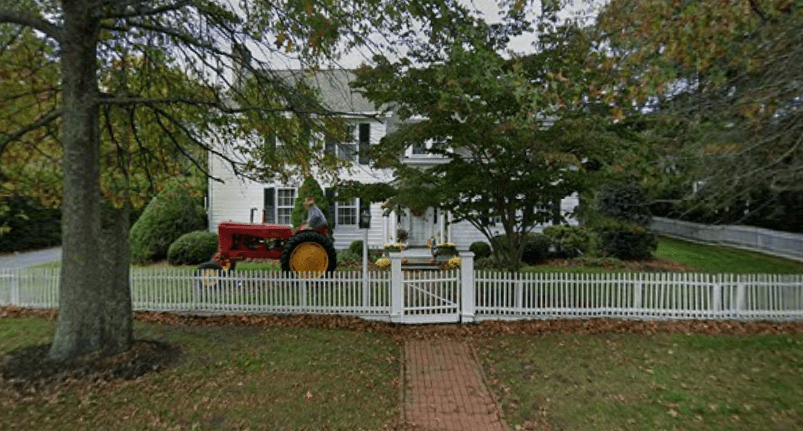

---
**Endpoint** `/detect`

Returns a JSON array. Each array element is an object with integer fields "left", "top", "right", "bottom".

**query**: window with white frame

[
  {"left": 410, "top": 138, "right": 446, "bottom": 157},
  {"left": 336, "top": 197, "right": 358, "bottom": 226},
  {"left": 326, "top": 125, "right": 357, "bottom": 162},
  {"left": 276, "top": 188, "right": 296, "bottom": 225},
  {"left": 412, "top": 141, "right": 426, "bottom": 155}
]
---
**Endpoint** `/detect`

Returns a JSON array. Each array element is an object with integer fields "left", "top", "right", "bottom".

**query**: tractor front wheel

[
  {"left": 196, "top": 260, "right": 235, "bottom": 288},
  {"left": 280, "top": 231, "right": 337, "bottom": 275}
]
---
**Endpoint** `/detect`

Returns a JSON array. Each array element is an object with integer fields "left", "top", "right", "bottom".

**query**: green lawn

[
  {"left": 523, "top": 236, "right": 803, "bottom": 274},
  {"left": 0, "top": 318, "right": 400, "bottom": 431},
  {"left": 5, "top": 316, "right": 803, "bottom": 431},
  {"left": 655, "top": 236, "right": 803, "bottom": 273},
  {"left": 478, "top": 332, "right": 803, "bottom": 431}
]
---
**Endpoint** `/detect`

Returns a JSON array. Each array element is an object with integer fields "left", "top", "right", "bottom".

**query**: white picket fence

[
  {"left": 0, "top": 267, "right": 392, "bottom": 317},
  {"left": 2, "top": 255, "right": 803, "bottom": 323},
  {"left": 474, "top": 272, "right": 803, "bottom": 321}
]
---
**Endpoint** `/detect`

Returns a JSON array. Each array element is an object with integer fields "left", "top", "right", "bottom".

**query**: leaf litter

[{"left": 2, "top": 305, "right": 803, "bottom": 429}]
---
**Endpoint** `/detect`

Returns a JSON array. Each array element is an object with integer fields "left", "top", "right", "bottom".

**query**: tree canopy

[
  {"left": 596, "top": 0, "right": 803, "bottom": 212},
  {"left": 0, "top": 0, "right": 449, "bottom": 360},
  {"left": 350, "top": 2, "right": 641, "bottom": 271}
]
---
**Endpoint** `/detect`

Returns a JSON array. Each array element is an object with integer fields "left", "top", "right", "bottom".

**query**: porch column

[
  {"left": 447, "top": 210, "right": 453, "bottom": 243},
  {"left": 382, "top": 211, "right": 389, "bottom": 245},
  {"left": 390, "top": 209, "right": 397, "bottom": 243},
  {"left": 427, "top": 208, "right": 435, "bottom": 240},
  {"left": 438, "top": 209, "right": 445, "bottom": 244}
]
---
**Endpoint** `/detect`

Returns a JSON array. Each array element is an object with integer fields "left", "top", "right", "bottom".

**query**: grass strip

[
  {"left": 655, "top": 236, "right": 803, "bottom": 273},
  {"left": 479, "top": 332, "right": 803, "bottom": 431},
  {"left": 0, "top": 318, "right": 400, "bottom": 431}
]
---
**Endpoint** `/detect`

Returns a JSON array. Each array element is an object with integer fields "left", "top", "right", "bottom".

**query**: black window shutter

[
  {"left": 263, "top": 188, "right": 275, "bottom": 223},
  {"left": 325, "top": 136, "right": 336, "bottom": 155},
  {"left": 552, "top": 199, "right": 562, "bottom": 225},
  {"left": 325, "top": 188, "right": 336, "bottom": 228},
  {"left": 358, "top": 123, "right": 370, "bottom": 165},
  {"left": 267, "top": 133, "right": 277, "bottom": 151}
]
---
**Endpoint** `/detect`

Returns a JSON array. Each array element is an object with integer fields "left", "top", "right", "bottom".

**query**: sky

[{"left": 327, "top": 0, "right": 603, "bottom": 68}]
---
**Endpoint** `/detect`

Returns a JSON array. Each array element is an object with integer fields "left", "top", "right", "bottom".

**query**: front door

[{"left": 408, "top": 208, "right": 435, "bottom": 246}]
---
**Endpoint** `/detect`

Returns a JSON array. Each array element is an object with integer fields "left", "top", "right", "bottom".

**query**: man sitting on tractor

[{"left": 297, "top": 197, "right": 328, "bottom": 233}]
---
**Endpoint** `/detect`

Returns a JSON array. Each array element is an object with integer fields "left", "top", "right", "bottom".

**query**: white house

[{"left": 207, "top": 69, "right": 579, "bottom": 250}]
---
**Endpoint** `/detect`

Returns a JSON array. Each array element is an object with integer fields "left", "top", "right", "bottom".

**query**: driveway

[{"left": 0, "top": 247, "right": 62, "bottom": 270}]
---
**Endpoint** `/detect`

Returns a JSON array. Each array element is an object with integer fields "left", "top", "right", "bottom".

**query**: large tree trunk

[
  {"left": 50, "top": 1, "right": 130, "bottom": 360},
  {"left": 98, "top": 199, "right": 133, "bottom": 354}
]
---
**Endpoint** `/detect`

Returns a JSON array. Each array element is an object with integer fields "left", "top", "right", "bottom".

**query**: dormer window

[{"left": 407, "top": 138, "right": 447, "bottom": 157}]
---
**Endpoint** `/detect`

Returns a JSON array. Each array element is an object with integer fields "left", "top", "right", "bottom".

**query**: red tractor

[{"left": 197, "top": 222, "right": 337, "bottom": 276}]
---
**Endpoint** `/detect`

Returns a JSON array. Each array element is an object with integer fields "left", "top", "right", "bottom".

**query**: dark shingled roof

[{"left": 274, "top": 69, "right": 379, "bottom": 114}]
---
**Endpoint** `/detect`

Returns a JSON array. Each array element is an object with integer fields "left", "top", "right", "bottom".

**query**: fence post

[
  {"left": 10, "top": 269, "right": 20, "bottom": 306},
  {"left": 634, "top": 277, "right": 643, "bottom": 313},
  {"left": 390, "top": 253, "right": 403, "bottom": 323},
  {"left": 460, "top": 252, "right": 475, "bottom": 323},
  {"left": 300, "top": 276, "right": 308, "bottom": 313},
  {"left": 735, "top": 275, "right": 745, "bottom": 319},
  {"left": 191, "top": 269, "right": 199, "bottom": 312},
  {"left": 712, "top": 274, "right": 722, "bottom": 319}
]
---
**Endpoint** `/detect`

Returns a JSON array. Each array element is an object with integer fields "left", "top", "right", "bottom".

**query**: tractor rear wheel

[{"left": 280, "top": 231, "right": 337, "bottom": 276}]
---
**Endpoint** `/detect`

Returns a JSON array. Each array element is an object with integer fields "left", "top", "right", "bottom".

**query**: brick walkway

[{"left": 403, "top": 339, "right": 510, "bottom": 431}]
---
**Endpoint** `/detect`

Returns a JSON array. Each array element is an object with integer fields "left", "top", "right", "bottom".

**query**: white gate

[
  {"left": 400, "top": 269, "right": 461, "bottom": 323},
  {"left": 389, "top": 252, "right": 475, "bottom": 324}
]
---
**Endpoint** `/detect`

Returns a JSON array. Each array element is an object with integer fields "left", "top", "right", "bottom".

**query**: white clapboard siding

[{"left": 207, "top": 120, "right": 394, "bottom": 244}]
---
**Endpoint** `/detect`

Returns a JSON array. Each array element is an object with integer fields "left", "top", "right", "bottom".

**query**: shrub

[
  {"left": 474, "top": 257, "right": 498, "bottom": 269},
  {"left": 543, "top": 225, "right": 597, "bottom": 258},
  {"left": 522, "top": 233, "right": 551, "bottom": 264},
  {"left": 490, "top": 234, "right": 512, "bottom": 261},
  {"left": 469, "top": 241, "right": 492, "bottom": 258},
  {"left": 489, "top": 234, "right": 532, "bottom": 269},
  {"left": 337, "top": 250, "right": 362, "bottom": 265},
  {"left": 130, "top": 191, "right": 206, "bottom": 264},
  {"left": 596, "top": 220, "right": 657, "bottom": 260},
  {"left": 349, "top": 240, "right": 364, "bottom": 255},
  {"left": 167, "top": 231, "right": 218, "bottom": 265},
  {"left": 291, "top": 176, "right": 332, "bottom": 229}
]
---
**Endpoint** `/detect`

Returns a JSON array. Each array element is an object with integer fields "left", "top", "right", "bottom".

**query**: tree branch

[
  {"left": 98, "top": 94, "right": 374, "bottom": 118},
  {"left": 0, "top": 10, "right": 62, "bottom": 42},
  {"left": 103, "top": 0, "right": 192, "bottom": 19},
  {"left": 0, "top": 108, "right": 62, "bottom": 156},
  {"left": 145, "top": 104, "right": 233, "bottom": 183},
  {"left": 151, "top": 110, "right": 219, "bottom": 183}
]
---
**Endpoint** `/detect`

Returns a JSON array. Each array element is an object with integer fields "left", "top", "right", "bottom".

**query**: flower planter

[{"left": 435, "top": 251, "right": 457, "bottom": 263}]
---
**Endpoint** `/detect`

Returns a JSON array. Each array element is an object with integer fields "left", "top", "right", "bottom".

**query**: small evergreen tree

[
  {"left": 291, "top": 177, "right": 332, "bottom": 228},
  {"left": 584, "top": 181, "right": 657, "bottom": 260}
]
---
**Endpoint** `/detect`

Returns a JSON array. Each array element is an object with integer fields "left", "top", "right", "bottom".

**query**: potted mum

[{"left": 383, "top": 242, "right": 402, "bottom": 256}]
